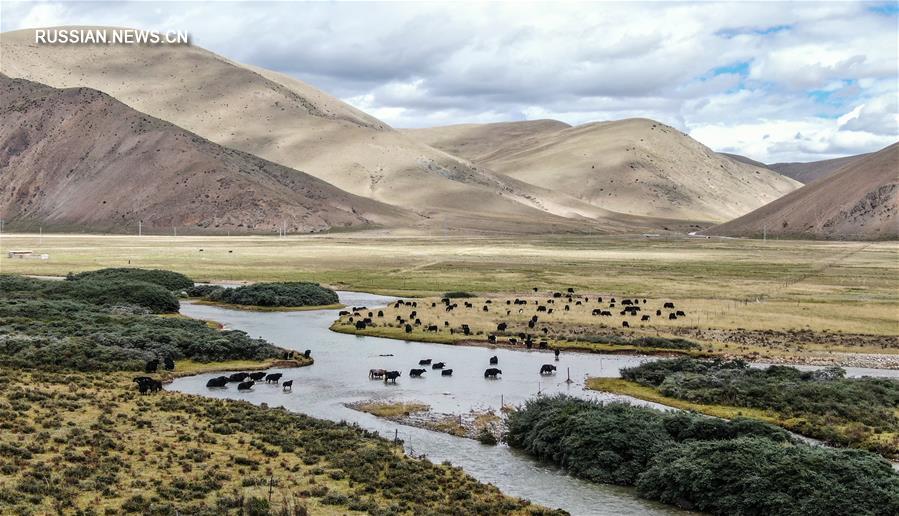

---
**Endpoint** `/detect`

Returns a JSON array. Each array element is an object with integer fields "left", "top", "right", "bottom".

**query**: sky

[{"left": 2, "top": 1, "right": 897, "bottom": 163}]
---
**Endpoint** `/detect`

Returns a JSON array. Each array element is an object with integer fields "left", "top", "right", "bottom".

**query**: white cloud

[{"left": 1, "top": 1, "right": 896, "bottom": 162}]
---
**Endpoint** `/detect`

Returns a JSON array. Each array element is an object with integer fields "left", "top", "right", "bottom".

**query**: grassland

[
  {"left": 2, "top": 233, "right": 897, "bottom": 361},
  {"left": 0, "top": 367, "right": 560, "bottom": 515},
  {"left": 332, "top": 290, "right": 897, "bottom": 367}
]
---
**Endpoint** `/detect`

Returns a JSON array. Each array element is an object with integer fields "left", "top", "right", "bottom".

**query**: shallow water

[
  {"left": 170, "top": 291, "right": 897, "bottom": 514},
  {"left": 171, "top": 292, "right": 684, "bottom": 515}
]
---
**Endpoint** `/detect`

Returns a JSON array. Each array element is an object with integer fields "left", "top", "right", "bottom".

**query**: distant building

[{"left": 7, "top": 250, "right": 49, "bottom": 260}]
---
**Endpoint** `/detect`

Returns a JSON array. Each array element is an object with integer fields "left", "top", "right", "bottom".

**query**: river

[{"left": 169, "top": 291, "right": 897, "bottom": 514}]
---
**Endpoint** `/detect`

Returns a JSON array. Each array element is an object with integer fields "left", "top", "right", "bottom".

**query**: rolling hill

[
  {"left": 406, "top": 119, "right": 801, "bottom": 222},
  {"left": 705, "top": 143, "right": 898, "bottom": 240},
  {"left": 0, "top": 74, "right": 414, "bottom": 234},
  {"left": 768, "top": 153, "right": 873, "bottom": 184},
  {"left": 1, "top": 26, "right": 673, "bottom": 234}
]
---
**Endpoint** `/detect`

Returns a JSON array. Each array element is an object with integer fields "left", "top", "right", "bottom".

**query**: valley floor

[{"left": 6, "top": 232, "right": 891, "bottom": 363}]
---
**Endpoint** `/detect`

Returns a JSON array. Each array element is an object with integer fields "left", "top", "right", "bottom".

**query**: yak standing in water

[
  {"left": 206, "top": 376, "right": 228, "bottom": 388},
  {"left": 409, "top": 368, "right": 426, "bottom": 378},
  {"left": 384, "top": 371, "right": 401, "bottom": 383},
  {"left": 540, "top": 364, "right": 557, "bottom": 375},
  {"left": 489, "top": 356, "right": 499, "bottom": 365},
  {"left": 282, "top": 380, "right": 293, "bottom": 391},
  {"left": 237, "top": 381, "right": 254, "bottom": 391},
  {"left": 484, "top": 368, "right": 502, "bottom": 379},
  {"left": 228, "top": 372, "right": 250, "bottom": 383}
]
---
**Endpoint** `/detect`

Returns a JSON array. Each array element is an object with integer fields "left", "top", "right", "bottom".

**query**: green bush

[
  {"left": 573, "top": 334, "right": 700, "bottom": 350},
  {"left": 0, "top": 276, "right": 283, "bottom": 371},
  {"left": 637, "top": 437, "right": 899, "bottom": 515},
  {"left": 206, "top": 282, "right": 338, "bottom": 307},
  {"left": 46, "top": 280, "right": 179, "bottom": 313},
  {"left": 621, "top": 358, "right": 899, "bottom": 441},
  {"left": 443, "top": 291, "right": 476, "bottom": 298},
  {"left": 506, "top": 395, "right": 899, "bottom": 515},
  {"left": 1, "top": 274, "right": 178, "bottom": 313},
  {"left": 184, "top": 284, "right": 226, "bottom": 298},
  {"left": 66, "top": 268, "right": 194, "bottom": 291}
]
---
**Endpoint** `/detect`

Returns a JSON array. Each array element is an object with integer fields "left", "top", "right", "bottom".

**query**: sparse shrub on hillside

[
  {"left": 66, "top": 267, "right": 194, "bottom": 291},
  {"left": 206, "top": 282, "right": 338, "bottom": 307}
]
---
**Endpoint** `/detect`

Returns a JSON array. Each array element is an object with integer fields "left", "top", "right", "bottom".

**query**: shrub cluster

[
  {"left": 184, "top": 284, "right": 226, "bottom": 298},
  {"left": 505, "top": 395, "right": 899, "bottom": 515},
  {"left": 205, "top": 282, "right": 338, "bottom": 307},
  {"left": 0, "top": 274, "right": 282, "bottom": 371},
  {"left": 2, "top": 273, "right": 179, "bottom": 314},
  {"left": 0, "top": 298, "right": 282, "bottom": 371},
  {"left": 573, "top": 334, "right": 700, "bottom": 350},
  {"left": 66, "top": 267, "right": 194, "bottom": 291},
  {"left": 621, "top": 358, "right": 899, "bottom": 448},
  {"left": 442, "top": 291, "right": 477, "bottom": 298}
]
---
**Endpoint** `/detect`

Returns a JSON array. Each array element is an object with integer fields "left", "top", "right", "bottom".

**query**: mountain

[
  {"left": 769, "top": 153, "right": 873, "bottom": 184},
  {"left": 407, "top": 119, "right": 801, "bottom": 222},
  {"left": 2, "top": 27, "right": 677, "bottom": 235},
  {"left": 705, "top": 143, "right": 898, "bottom": 240},
  {"left": 0, "top": 74, "right": 414, "bottom": 234},
  {"left": 402, "top": 120, "right": 572, "bottom": 162},
  {"left": 721, "top": 153, "right": 770, "bottom": 170}
]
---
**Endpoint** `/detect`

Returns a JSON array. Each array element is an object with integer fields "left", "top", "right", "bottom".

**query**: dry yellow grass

[
  {"left": 0, "top": 368, "right": 554, "bottom": 514},
  {"left": 1, "top": 233, "right": 896, "bottom": 340},
  {"left": 349, "top": 401, "right": 430, "bottom": 418},
  {"left": 333, "top": 288, "right": 898, "bottom": 363}
]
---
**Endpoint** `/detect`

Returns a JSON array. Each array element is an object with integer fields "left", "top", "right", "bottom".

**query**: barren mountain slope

[
  {"left": 705, "top": 143, "right": 898, "bottom": 240},
  {"left": 769, "top": 153, "right": 873, "bottom": 184},
  {"left": 721, "top": 153, "right": 770, "bottom": 170},
  {"left": 404, "top": 118, "right": 801, "bottom": 222},
  {"left": 402, "top": 120, "right": 572, "bottom": 162},
  {"left": 0, "top": 74, "right": 415, "bottom": 234},
  {"left": 1, "top": 27, "right": 655, "bottom": 234}
]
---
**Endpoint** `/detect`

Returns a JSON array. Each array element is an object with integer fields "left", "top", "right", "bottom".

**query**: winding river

[{"left": 169, "top": 291, "right": 897, "bottom": 515}]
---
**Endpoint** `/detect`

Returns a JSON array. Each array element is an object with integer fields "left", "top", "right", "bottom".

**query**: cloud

[{"left": 1, "top": 1, "right": 896, "bottom": 162}]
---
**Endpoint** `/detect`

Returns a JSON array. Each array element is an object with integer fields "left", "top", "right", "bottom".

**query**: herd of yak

[
  {"left": 134, "top": 288, "right": 685, "bottom": 394},
  {"left": 368, "top": 353, "right": 558, "bottom": 384},
  {"left": 340, "top": 288, "right": 687, "bottom": 347},
  {"left": 133, "top": 349, "right": 311, "bottom": 394}
]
